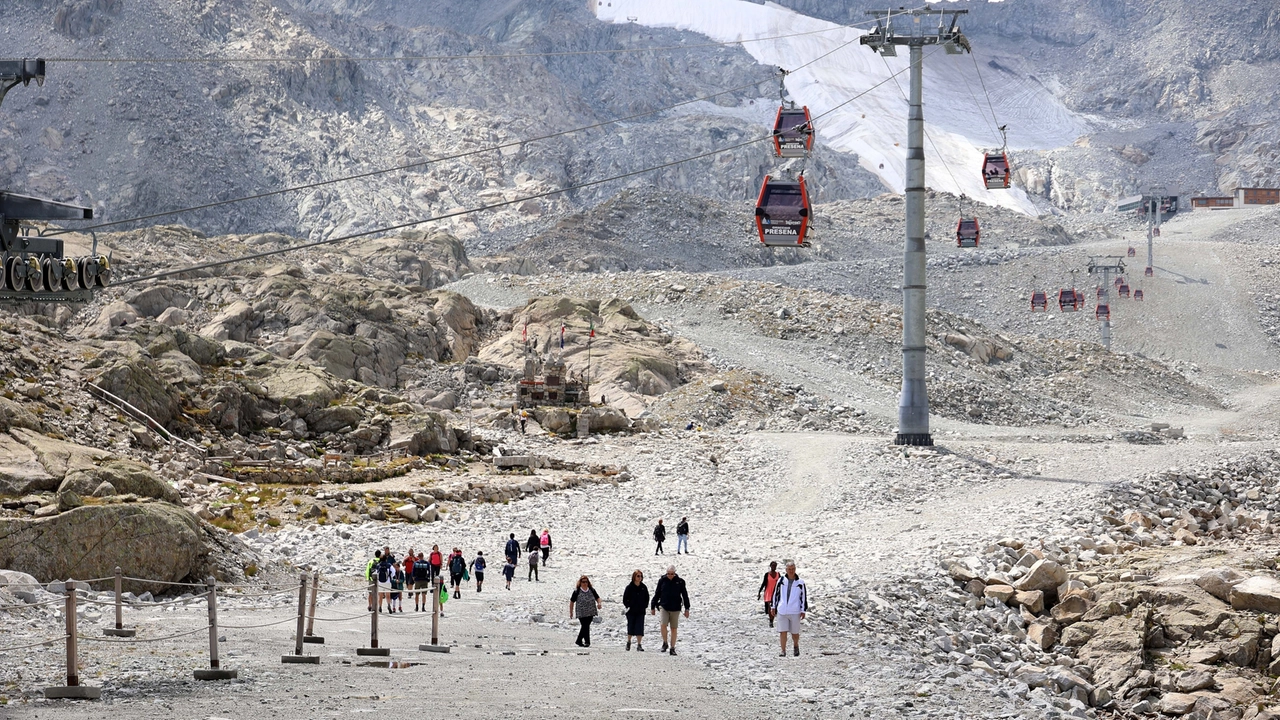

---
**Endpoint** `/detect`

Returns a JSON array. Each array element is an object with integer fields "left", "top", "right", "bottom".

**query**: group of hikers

[
  {"left": 363, "top": 528, "right": 553, "bottom": 613},
  {"left": 359, "top": 520, "right": 809, "bottom": 657}
]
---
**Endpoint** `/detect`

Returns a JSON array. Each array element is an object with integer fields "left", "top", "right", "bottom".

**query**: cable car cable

[
  {"left": 49, "top": 17, "right": 887, "bottom": 237},
  {"left": 110, "top": 57, "right": 923, "bottom": 287},
  {"left": 17, "top": 19, "right": 893, "bottom": 65}
]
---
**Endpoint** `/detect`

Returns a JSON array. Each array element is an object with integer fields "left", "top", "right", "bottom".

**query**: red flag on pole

[
  {"left": 522, "top": 318, "right": 527, "bottom": 343},
  {"left": 560, "top": 322, "right": 566, "bottom": 349}
]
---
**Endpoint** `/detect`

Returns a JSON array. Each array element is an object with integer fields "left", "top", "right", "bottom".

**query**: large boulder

[
  {"left": 0, "top": 396, "right": 43, "bottom": 433},
  {"left": 0, "top": 503, "right": 205, "bottom": 594},
  {"left": 257, "top": 365, "right": 340, "bottom": 417},
  {"left": 1230, "top": 576, "right": 1280, "bottom": 613},
  {"left": 9, "top": 427, "right": 112, "bottom": 480},
  {"left": 590, "top": 406, "right": 631, "bottom": 432},
  {"left": 126, "top": 286, "right": 191, "bottom": 318},
  {"left": 1014, "top": 559, "right": 1068, "bottom": 593},
  {"left": 84, "top": 341, "right": 183, "bottom": 427},
  {"left": 306, "top": 405, "right": 365, "bottom": 434},
  {"left": 58, "top": 459, "right": 180, "bottom": 504},
  {"left": 1195, "top": 567, "right": 1248, "bottom": 603},
  {"left": 199, "top": 300, "right": 259, "bottom": 342},
  {"left": 0, "top": 432, "right": 56, "bottom": 495},
  {"left": 387, "top": 413, "right": 458, "bottom": 455}
]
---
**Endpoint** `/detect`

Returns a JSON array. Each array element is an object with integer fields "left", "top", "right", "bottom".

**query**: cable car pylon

[{"left": 860, "top": 5, "right": 971, "bottom": 447}]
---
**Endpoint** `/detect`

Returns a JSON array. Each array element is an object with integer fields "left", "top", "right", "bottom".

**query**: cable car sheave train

[{"left": 755, "top": 175, "right": 811, "bottom": 247}]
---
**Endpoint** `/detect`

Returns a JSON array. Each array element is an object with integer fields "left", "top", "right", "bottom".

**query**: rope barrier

[
  {"left": 309, "top": 609, "right": 375, "bottom": 622},
  {"left": 77, "top": 626, "right": 207, "bottom": 644},
  {"left": 119, "top": 576, "right": 209, "bottom": 588},
  {"left": 0, "top": 635, "right": 70, "bottom": 652},
  {"left": 220, "top": 588, "right": 297, "bottom": 599},
  {"left": 81, "top": 595, "right": 205, "bottom": 609},
  {"left": 220, "top": 616, "right": 301, "bottom": 631}
]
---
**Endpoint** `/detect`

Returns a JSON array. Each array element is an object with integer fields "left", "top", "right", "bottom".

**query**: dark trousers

[
  {"left": 576, "top": 617, "right": 592, "bottom": 646},
  {"left": 528, "top": 564, "right": 538, "bottom": 581},
  {"left": 540, "top": 547, "right": 549, "bottom": 564},
  {"left": 655, "top": 541, "right": 664, "bottom": 554}
]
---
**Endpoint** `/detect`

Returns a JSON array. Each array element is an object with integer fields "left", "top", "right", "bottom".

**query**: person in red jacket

[
  {"left": 429, "top": 545, "right": 443, "bottom": 580},
  {"left": 758, "top": 561, "right": 781, "bottom": 628}
]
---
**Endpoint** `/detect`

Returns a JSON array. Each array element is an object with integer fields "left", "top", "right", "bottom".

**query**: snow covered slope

[{"left": 595, "top": 0, "right": 1091, "bottom": 215}]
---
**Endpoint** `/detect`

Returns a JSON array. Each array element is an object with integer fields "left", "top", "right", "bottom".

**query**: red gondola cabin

[
  {"left": 982, "top": 152, "right": 1011, "bottom": 190},
  {"left": 772, "top": 106, "right": 814, "bottom": 159},
  {"left": 755, "top": 175, "right": 811, "bottom": 247},
  {"left": 1030, "top": 290, "right": 1048, "bottom": 311},
  {"left": 956, "top": 217, "right": 979, "bottom": 248}
]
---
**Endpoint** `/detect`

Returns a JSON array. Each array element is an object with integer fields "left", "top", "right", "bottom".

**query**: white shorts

[{"left": 776, "top": 613, "right": 802, "bottom": 634}]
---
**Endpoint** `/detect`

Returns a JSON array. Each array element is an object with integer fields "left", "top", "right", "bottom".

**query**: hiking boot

[
  {"left": 779, "top": 650, "right": 787, "bottom": 657},
  {"left": 626, "top": 639, "right": 631, "bottom": 651},
  {"left": 669, "top": 648, "right": 677, "bottom": 656},
  {"left": 660, "top": 642, "right": 668, "bottom": 652},
  {"left": 636, "top": 643, "right": 645, "bottom": 652},
  {"left": 793, "top": 646, "right": 799, "bottom": 656}
]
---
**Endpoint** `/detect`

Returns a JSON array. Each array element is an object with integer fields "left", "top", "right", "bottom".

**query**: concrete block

[
  {"left": 43, "top": 685, "right": 101, "bottom": 700},
  {"left": 281, "top": 654, "right": 320, "bottom": 664},
  {"left": 419, "top": 644, "right": 451, "bottom": 653},
  {"left": 356, "top": 647, "right": 391, "bottom": 656},
  {"left": 193, "top": 668, "right": 238, "bottom": 680},
  {"left": 302, "top": 635, "right": 325, "bottom": 644},
  {"left": 102, "top": 628, "right": 136, "bottom": 637}
]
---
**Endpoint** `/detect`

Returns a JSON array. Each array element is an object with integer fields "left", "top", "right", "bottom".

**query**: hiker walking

[
  {"left": 622, "top": 569, "right": 650, "bottom": 652},
  {"left": 374, "top": 552, "right": 393, "bottom": 613},
  {"left": 653, "top": 519, "right": 666, "bottom": 555},
  {"left": 526, "top": 529, "right": 540, "bottom": 556},
  {"left": 758, "top": 561, "right": 781, "bottom": 628},
  {"left": 428, "top": 545, "right": 443, "bottom": 580},
  {"left": 676, "top": 517, "right": 690, "bottom": 554},
  {"left": 503, "top": 556, "right": 516, "bottom": 589},
  {"left": 504, "top": 533, "right": 521, "bottom": 565},
  {"left": 772, "top": 562, "right": 808, "bottom": 657},
  {"left": 527, "top": 546, "right": 540, "bottom": 582},
  {"left": 569, "top": 575, "right": 602, "bottom": 648},
  {"left": 471, "top": 551, "right": 487, "bottom": 593},
  {"left": 540, "top": 528, "right": 553, "bottom": 566},
  {"left": 650, "top": 565, "right": 690, "bottom": 655},
  {"left": 413, "top": 552, "right": 432, "bottom": 611},
  {"left": 449, "top": 548, "right": 467, "bottom": 599},
  {"left": 365, "top": 550, "right": 381, "bottom": 611}
]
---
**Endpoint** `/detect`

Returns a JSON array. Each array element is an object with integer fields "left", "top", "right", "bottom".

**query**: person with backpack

[
  {"left": 504, "top": 533, "right": 521, "bottom": 565},
  {"left": 413, "top": 551, "right": 432, "bottom": 611},
  {"left": 429, "top": 545, "right": 443, "bottom": 580},
  {"left": 375, "top": 553, "right": 394, "bottom": 613},
  {"left": 365, "top": 550, "right": 381, "bottom": 611},
  {"left": 539, "top": 529, "right": 552, "bottom": 567},
  {"left": 676, "top": 517, "right": 690, "bottom": 554},
  {"left": 390, "top": 564, "right": 405, "bottom": 613},
  {"left": 503, "top": 557, "right": 516, "bottom": 589},
  {"left": 527, "top": 547, "right": 539, "bottom": 582},
  {"left": 471, "top": 551, "right": 487, "bottom": 593},
  {"left": 449, "top": 548, "right": 467, "bottom": 599},
  {"left": 622, "top": 569, "right": 650, "bottom": 652},
  {"left": 758, "top": 561, "right": 782, "bottom": 628},
  {"left": 772, "top": 562, "right": 808, "bottom": 656},
  {"left": 403, "top": 549, "right": 416, "bottom": 607},
  {"left": 653, "top": 519, "right": 666, "bottom": 555},
  {"left": 569, "top": 575, "right": 602, "bottom": 648}
]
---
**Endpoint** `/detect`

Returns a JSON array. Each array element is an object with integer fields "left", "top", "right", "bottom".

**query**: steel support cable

[
  {"left": 17, "top": 21, "right": 894, "bottom": 65},
  {"left": 957, "top": 70, "right": 1001, "bottom": 148},
  {"left": 969, "top": 51, "right": 1005, "bottom": 147},
  {"left": 45, "top": 13, "right": 893, "bottom": 238},
  {"left": 109, "top": 59, "right": 920, "bottom": 288},
  {"left": 77, "top": 626, "right": 208, "bottom": 644},
  {"left": 309, "top": 609, "right": 377, "bottom": 622},
  {"left": 879, "top": 54, "right": 966, "bottom": 195},
  {"left": 0, "top": 635, "right": 70, "bottom": 652}
]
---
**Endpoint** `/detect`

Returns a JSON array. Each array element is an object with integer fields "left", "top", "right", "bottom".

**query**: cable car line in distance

[
  {"left": 49, "top": 12, "right": 899, "bottom": 236},
  {"left": 111, "top": 55, "right": 924, "bottom": 287}
]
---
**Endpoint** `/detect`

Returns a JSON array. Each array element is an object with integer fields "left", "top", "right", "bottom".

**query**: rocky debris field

[{"left": 498, "top": 269, "right": 1222, "bottom": 431}]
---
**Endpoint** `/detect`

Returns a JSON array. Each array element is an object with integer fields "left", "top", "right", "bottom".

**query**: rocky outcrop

[
  {"left": 58, "top": 459, "right": 181, "bottom": 504},
  {"left": 0, "top": 432, "right": 56, "bottom": 495},
  {"left": 83, "top": 341, "right": 184, "bottom": 428},
  {"left": 386, "top": 413, "right": 459, "bottom": 456},
  {"left": 0, "top": 503, "right": 205, "bottom": 594},
  {"left": 9, "top": 427, "right": 112, "bottom": 481},
  {"left": 255, "top": 365, "right": 340, "bottom": 418}
]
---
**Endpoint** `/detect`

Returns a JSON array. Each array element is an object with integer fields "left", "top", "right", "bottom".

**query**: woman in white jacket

[{"left": 771, "top": 562, "right": 808, "bottom": 657}]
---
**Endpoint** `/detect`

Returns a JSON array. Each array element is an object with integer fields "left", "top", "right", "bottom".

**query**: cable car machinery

[{"left": 0, "top": 59, "right": 104, "bottom": 304}]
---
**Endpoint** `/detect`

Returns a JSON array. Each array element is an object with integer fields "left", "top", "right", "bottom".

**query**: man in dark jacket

[
  {"left": 650, "top": 565, "right": 690, "bottom": 655},
  {"left": 504, "top": 533, "right": 521, "bottom": 565},
  {"left": 676, "top": 517, "right": 690, "bottom": 554},
  {"left": 653, "top": 519, "right": 666, "bottom": 555}
]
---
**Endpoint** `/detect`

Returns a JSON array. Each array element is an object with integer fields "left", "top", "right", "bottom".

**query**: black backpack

[
  {"left": 376, "top": 560, "right": 390, "bottom": 583},
  {"left": 450, "top": 555, "right": 466, "bottom": 574},
  {"left": 414, "top": 560, "right": 430, "bottom": 582}
]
